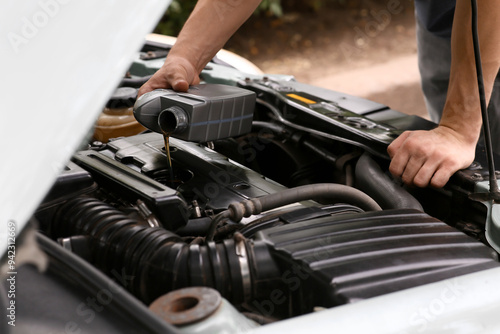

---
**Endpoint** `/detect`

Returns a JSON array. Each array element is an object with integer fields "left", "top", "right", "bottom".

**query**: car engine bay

[{"left": 12, "top": 40, "right": 500, "bottom": 333}]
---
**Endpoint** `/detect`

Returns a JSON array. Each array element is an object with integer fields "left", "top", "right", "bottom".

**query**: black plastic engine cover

[
  {"left": 104, "top": 133, "right": 285, "bottom": 210},
  {"left": 255, "top": 209, "right": 499, "bottom": 314},
  {"left": 71, "top": 133, "right": 286, "bottom": 231}
]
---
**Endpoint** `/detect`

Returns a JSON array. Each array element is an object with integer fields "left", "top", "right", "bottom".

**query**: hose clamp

[{"left": 235, "top": 238, "right": 252, "bottom": 301}]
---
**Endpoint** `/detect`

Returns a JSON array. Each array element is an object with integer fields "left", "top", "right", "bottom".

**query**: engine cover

[
  {"left": 256, "top": 209, "right": 499, "bottom": 314},
  {"left": 70, "top": 133, "right": 286, "bottom": 230}
]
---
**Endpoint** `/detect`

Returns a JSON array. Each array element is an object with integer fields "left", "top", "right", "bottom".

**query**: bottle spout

[{"left": 158, "top": 106, "right": 188, "bottom": 135}]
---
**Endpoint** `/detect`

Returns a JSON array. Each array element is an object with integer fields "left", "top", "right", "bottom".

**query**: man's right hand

[
  {"left": 138, "top": 0, "right": 262, "bottom": 97},
  {"left": 138, "top": 0, "right": 262, "bottom": 96},
  {"left": 138, "top": 55, "right": 200, "bottom": 96}
]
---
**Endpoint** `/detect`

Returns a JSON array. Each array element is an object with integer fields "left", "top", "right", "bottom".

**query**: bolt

[
  {"left": 191, "top": 200, "right": 202, "bottom": 218},
  {"left": 472, "top": 172, "right": 482, "bottom": 180},
  {"left": 90, "top": 141, "right": 105, "bottom": 150},
  {"left": 469, "top": 161, "right": 482, "bottom": 170},
  {"left": 206, "top": 141, "right": 215, "bottom": 150}
]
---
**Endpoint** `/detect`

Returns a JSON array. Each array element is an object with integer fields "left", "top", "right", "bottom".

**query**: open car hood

[{"left": 0, "top": 0, "right": 171, "bottom": 255}]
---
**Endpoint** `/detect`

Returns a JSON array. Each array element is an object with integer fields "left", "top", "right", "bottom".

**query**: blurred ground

[{"left": 225, "top": 0, "right": 428, "bottom": 119}]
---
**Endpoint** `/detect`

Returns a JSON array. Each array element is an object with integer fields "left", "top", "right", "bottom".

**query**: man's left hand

[{"left": 387, "top": 126, "right": 476, "bottom": 188}]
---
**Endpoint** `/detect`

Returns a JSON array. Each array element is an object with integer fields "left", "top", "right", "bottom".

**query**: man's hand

[
  {"left": 138, "top": 56, "right": 200, "bottom": 96},
  {"left": 387, "top": 126, "right": 476, "bottom": 188},
  {"left": 138, "top": 0, "right": 262, "bottom": 97},
  {"left": 388, "top": 0, "right": 500, "bottom": 189}
]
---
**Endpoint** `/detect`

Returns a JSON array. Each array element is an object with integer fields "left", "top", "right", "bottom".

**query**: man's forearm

[
  {"left": 387, "top": 0, "right": 500, "bottom": 188},
  {"left": 440, "top": 0, "right": 500, "bottom": 141},
  {"left": 139, "top": 0, "right": 262, "bottom": 94},
  {"left": 170, "top": 0, "right": 262, "bottom": 73}
]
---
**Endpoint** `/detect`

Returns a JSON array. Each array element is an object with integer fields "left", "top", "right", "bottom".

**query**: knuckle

[
  {"left": 401, "top": 174, "right": 412, "bottom": 186},
  {"left": 387, "top": 145, "right": 396, "bottom": 157},
  {"left": 430, "top": 172, "right": 449, "bottom": 189},
  {"left": 413, "top": 175, "right": 429, "bottom": 188},
  {"left": 407, "top": 142, "right": 427, "bottom": 157},
  {"left": 388, "top": 163, "right": 401, "bottom": 178},
  {"left": 430, "top": 178, "right": 447, "bottom": 189}
]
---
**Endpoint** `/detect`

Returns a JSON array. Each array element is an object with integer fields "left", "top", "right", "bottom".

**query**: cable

[
  {"left": 471, "top": 0, "right": 500, "bottom": 198},
  {"left": 256, "top": 98, "right": 389, "bottom": 159}
]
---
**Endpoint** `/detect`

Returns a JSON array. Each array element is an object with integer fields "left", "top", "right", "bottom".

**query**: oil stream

[{"left": 162, "top": 131, "right": 175, "bottom": 188}]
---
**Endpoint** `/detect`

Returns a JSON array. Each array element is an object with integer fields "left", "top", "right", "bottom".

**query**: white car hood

[{"left": 0, "top": 0, "right": 171, "bottom": 255}]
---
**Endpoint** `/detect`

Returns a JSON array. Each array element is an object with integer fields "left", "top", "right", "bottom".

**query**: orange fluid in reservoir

[{"left": 94, "top": 107, "right": 146, "bottom": 143}]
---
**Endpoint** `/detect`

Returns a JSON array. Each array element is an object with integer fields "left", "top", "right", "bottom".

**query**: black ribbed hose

[
  {"left": 52, "top": 197, "right": 278, "bottom": 304},
  {"left": 355, "top": 152, "right": 423, "bottom": 211}
]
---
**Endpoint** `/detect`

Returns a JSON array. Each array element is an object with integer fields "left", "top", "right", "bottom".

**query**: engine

[{"left": 29, "top": 40, "right": 500, "bottom": 331}]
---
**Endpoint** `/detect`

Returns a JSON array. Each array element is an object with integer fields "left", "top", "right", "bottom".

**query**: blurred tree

[
  {"left": 154, "top": 0, "right": 197, "bottom": 37},
  {"left": 256, "top": 0, "right": 283, "bottom": 17}
]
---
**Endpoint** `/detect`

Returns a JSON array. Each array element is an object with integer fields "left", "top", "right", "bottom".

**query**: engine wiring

[{"left": 256, "top": 98, "right": 390, "bottom": 159}]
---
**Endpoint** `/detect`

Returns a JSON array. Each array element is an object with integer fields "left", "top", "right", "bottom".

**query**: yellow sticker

[{"left": 286, "top": 94, "right": 317, "bottom": 105}]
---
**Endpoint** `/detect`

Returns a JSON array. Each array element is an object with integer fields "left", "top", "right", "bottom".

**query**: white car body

[{"left": 2, "top": 1, "right": 500, "bottom": 333}]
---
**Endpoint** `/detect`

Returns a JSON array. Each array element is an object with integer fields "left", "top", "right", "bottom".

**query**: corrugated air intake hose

[{"left": 51, "top": 197, "right": 278, "bottom": 304}]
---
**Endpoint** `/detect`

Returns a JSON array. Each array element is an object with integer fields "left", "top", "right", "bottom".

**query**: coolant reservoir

[{"left": 93, "top": 87, "right": 146, "bottom": 142}]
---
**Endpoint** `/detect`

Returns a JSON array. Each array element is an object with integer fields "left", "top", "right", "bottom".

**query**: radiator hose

[{"left": 355, "top": 152, "right": 423, "bottom": 211}]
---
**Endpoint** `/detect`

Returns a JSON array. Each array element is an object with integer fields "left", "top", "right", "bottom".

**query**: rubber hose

[
  {"left": 228, "top": 183, "right": 381, "bottom": 222},
  {"left": 355, "top": 152, "right": 423, "bottom": 211},
  {"left": 52, "top": 197, "right": 271, "bottom": 304},
  {"left": 252, "top": 121, "right": 339, "bottom": 165},
  {"left": 37, "top": 233, "right": 181, "bottom": 334},
  {"left": 252, "top": 121, "right": 287, "bottom": 134}
]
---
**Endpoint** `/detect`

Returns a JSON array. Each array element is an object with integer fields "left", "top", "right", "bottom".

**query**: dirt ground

[{"left": 224, "top": 0, "right": 428, "bottom": 118}]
